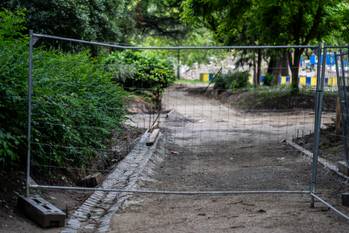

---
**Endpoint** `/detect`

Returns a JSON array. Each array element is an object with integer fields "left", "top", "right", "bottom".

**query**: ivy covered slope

[{"left": 0, "top": 10, "right": 175, "bottom": 170}]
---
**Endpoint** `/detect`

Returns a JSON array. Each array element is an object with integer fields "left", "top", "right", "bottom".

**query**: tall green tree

[
  {"left": 182, "top": 0, "right": 346, "bottom": 90},
  {"left": 134, "top": 0, "right": 188, "bottom": 39},
  {"left": 0, "top": 0, "right": 134, "bottom": 42}
]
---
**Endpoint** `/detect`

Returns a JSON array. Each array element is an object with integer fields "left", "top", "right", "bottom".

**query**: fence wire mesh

[
  {"left": 26, "top": 32, "right": 349, "bottom": 221},
  {"left": 305, "top": 47, "right": 349, "bottom": 219}
]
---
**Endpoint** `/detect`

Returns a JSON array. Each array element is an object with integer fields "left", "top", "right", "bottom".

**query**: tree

[
  {"left": 182, "top": 0, "right": 346, "bottom": 91},
  {"left": 0, "top": 0, "right": 135, "bottom": 43},
  {"left": 134, "top": 0, "right": 188, "bottom": 39}
]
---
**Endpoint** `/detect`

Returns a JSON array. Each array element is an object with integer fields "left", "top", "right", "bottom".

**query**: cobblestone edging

[{"left": 61, "top": 131, "right": 163, "bottom": 233}]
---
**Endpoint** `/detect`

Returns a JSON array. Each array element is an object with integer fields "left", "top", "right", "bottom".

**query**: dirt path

[{"left": 108, "top": 86, "right": 349, "bottom": 233}]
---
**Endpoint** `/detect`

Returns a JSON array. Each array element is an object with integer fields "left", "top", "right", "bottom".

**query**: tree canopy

[
  {"left": 0, "top": 0, "right": 135, "bottom": 42},
  {"left": 182, "top": 0, "right": 346, "bottom": 45},
  {"left": 134, "top": 0, "right": 188, "bottom": 39},
  {"left": 181, "top": 0, "right": 349, "bottom": 89},
  {"left": 2, "top": 0, "right": 349, "bottom": 89}
]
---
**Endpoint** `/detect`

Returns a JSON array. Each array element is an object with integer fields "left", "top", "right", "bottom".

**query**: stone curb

[{"left": 61, "top": 131, "right": 162, "bottom": 233}]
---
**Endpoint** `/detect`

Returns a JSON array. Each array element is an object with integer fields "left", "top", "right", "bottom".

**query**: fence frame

[{"left": 26, "top": 31, "right": 349, "bottom": 222}]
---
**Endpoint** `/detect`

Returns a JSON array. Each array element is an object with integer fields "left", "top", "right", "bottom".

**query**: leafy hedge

[
  {"left": 32, "top": 52, "right": 126, "bottom": 167},
  {"left": 213, "top": 71, "right": 249, "bottom": 90},
  {"left": 104, "top": 50, "right": 175, "bottom": 90},
  {"left": 1, "top": 41, "right": 126, "bottom": 167},
  {"left": 1, "top": 10, "right": 176, "bottom": 169}
]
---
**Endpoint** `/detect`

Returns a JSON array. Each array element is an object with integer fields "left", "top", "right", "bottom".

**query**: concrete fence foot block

[{"left": 17, "top": 195, "right": 66, "bottom": 228}]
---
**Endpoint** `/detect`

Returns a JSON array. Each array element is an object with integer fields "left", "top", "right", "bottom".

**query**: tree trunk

[
  {"left": 290, "top": 48, "right": 303, "bottom": 92},
  {"left": 267, "top": 55, "right": 276, "bottom": 75},
  {"left": 257, "top": 49, "right": 262, "bottom": 85},
  {"left": 280, "top": 51, "right": 289, "bottom": 76},
  {"left": 267, "top": 52, "right": 289, "bottom": 85},
  {"left": 253, "top": 52, "right": 257, "bottom": 87}
]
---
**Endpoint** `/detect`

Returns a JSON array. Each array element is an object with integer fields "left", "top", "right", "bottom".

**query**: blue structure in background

[
  {"left": 310, "top": 54, "right": 316, "bottom": 65},
  {"left": 326, "top": 54, "right": 335, "bottom": 66},
  {"left": 306, "top": 77, "right": 311, "bottom": 86},
  {"left": 260, "top": 75, "right": 265, "bottom": 83},
  {"left": 307, "top": 53, "right": 336, "bottom": 66},
  {"left": 259, "top": 52, "right": 348, "bottom": 87}
]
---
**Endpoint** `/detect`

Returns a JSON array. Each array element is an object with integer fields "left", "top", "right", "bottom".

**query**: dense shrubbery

[
  {"left": 213, "top": 71, "right": 249, "bottom": 91},
  {"left": 263, "top": 74, "right": 274, "bottom": 86},
  {"left": 0, "top": 10, "right": 29, "bottom": 164},
  {"left": 1, "top": 39, "right": 126, "bottom": 168},
  {"left": 104, "top": 50, "right": 175, "bottom": 90},
  {"left": 0, "top": 10, "right": 175, "bottom": 168},
  {"left": 31, "top": 52, "right": 126, "bottom": 167}
]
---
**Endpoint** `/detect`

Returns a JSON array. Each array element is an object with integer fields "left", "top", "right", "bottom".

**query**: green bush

[
  {"left": 263, "top": 74, "right": 274, "bottom": 86},
  {"left": 1, "top": 9, "right": 176, "bottom": 168},
  {"left": 0, "top": 10, "right": 30, "bottom": 164},
  {"left": 213, "top": 71, "right": 249, "bottom": 90},
  {"left": 230, "top": 71, "right": 249, "bottom": 90},
  {"left": 0, "top": 11, "right": 125, "bottom": 168},
  {"left": 1, "top": 43, "right": 126, "bottom": 167},
  {"left": 104, "top": 50, "right": 175, "bottom": 90},
  {"left": 212, "top": 74, "right": 227, "bottom": 90},
  {"left": 31, "top": 51, "right": 125, "bottom": 167}
]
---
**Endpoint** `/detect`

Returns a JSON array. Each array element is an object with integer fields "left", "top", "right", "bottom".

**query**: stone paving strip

[{"left": 61, "top": 131, "right": 163, "bottom": 233}]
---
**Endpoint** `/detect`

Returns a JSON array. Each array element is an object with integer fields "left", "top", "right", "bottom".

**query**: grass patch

[{"left": 175, "top": 79, "right": 206, "bottom": 85}]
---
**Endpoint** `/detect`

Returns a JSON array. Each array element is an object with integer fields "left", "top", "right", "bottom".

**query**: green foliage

[
  {"left": 263, "top": 74, "right": 274, "bottom": 86},
  {"left": 104, "top": 50, "right": 176, "bottom": 90},
  {"left": 0, "top": 9, "right": 181, "bottom": 168},
  {"left": 0, "top": 0, "right": 134, "bottom": 43},
  {"left": 213, "top": 71, "right": 249, "bottom": 91},
  {"left": 180, "top": 28, "right": 227, "bottom": 66},
  {"left": 0, "top": 9, "right": 26, "bottom": 39},
  {"left": 133, "top": 0, "right": 188, "bottom": 39},
  {"left": 0, "top": 10, "right": 29, "bottom": 163},
  {"left": 181, "top": 0, "right": 348, "bottom": 90},
  {"left": 338, "top": 2, "right": 349, "bottom": 43},
  {"left": 31, "top": 51, "right": 125, "bottom": 167},
  {"left": 182, "top": 0, "right": 345, "bottom": 45},
  {"left": 0, "top": 10, "right": 125, "bottom": 167},
  {"left": 1, "top": 42, "right": 126, "bottom": 167},
  {"left": 230, "top": 71, "right": 249, "bottom": 90},
  {"left": 139, "top": 27, "right": 227, "bottom": 66}
]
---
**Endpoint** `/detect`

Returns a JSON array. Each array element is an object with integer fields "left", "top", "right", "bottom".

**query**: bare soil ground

[
  {"left": 296, "top": 124, "right": 348, "bottom": 164},
  {"left": 110, "top": 85, "right": 349, "bottom": 233}
]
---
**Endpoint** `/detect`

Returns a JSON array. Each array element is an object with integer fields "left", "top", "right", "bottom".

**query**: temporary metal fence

[
  {"left": 335, "top": 49, "right": 349, "bottom": 168},
  {"left": 26, "top": 30, "right": 349, "bottom": 222}
]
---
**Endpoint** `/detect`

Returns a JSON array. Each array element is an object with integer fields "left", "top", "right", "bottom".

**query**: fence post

[
  {"left": 310, "top": 43, "right": 326, "bottom": 207},
  {"left": 177, "top": 49, "right": 180, "bottom": 80},
  {"left": 26, "top": 30, "right": 34, "bottom": 197},
  {"left": 339, "top": 49, "right": 349, "bottom": 167}
]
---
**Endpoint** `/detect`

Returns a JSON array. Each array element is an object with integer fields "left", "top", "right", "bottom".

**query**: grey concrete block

[{"left": 17, "top": 195, "right": 66, "bottom": 228}]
